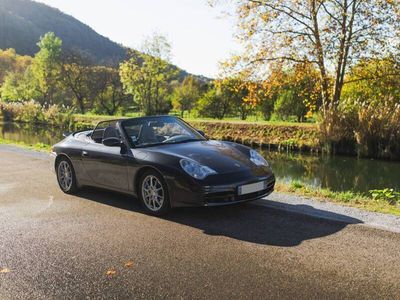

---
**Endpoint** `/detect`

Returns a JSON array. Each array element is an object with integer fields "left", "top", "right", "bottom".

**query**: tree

[
  {"left": 120, "top": 34, "right": 177, "bottom": 115},
  {"left": 1, "top": 68, "right": 39, "bottom": 102},
  {"left": 172, "top": 76, "right": 202, "bottom": 117},
  {"left": 93, "top": 67, "right": 130, "bottom": 115},
  {"left": 342, "top": 57, "right": 400, "bottom": 106},
  {"left": 197, "top": 84, "right": 232, "bottom": 119},
  {"left": 256, "top": 62, "right": 321, "bottom": 121},
  {"left": 222, "top": 0, "right": 399, "bottom": 113},
  {"left": 60, "top": 51, "right": 95, "bottom": 113},
  {"left": 31, "top": 32, "right": 63, "bottom": 105},
  {"left": 0, "top": 49, "right": 32, "bottom": 85},
  {"left": 274, "top": 90, "right": 306, "bottom": 121}
]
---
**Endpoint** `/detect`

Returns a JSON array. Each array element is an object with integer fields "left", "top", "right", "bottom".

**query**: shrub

[{"left": 0, "top": 100, "right": 75, "bottom": 127}]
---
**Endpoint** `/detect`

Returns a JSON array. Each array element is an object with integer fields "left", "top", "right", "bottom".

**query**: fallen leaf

[
  {"left": 0, "top": 268, "right": 11, "bottom": 273},
  {"left": 105, "top": 269, "right": 116, "bottom": 277},
  {"left": 124, "top": 261, "right": 134, "bottom": 268}
]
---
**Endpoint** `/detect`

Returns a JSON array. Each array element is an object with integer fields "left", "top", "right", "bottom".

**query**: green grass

[
  {"left": 0, "top": 137, "right": 51, "bottom": 152},
  {"left": 275, "top": 180, "right": 400, "bottom": 216}
]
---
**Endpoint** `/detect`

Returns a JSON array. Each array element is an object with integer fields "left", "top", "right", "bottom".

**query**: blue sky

[{"left": 37, "top": 0, "right": 239, "bottom": 78}]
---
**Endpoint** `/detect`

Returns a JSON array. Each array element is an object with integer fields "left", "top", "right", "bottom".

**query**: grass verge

[
  {"left": 275, "top": 181, "right": 400, "bottom": 216},
  {"left": 0, "top": 137, "right": 51, "bottom": 152}
]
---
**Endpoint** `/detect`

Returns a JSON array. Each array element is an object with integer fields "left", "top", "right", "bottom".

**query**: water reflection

[
  {"left": 261, "top": 150, "right": 400, "bottom": 193},
  {"left": 0, "top": 122, "right": 66, "bottom": 145},
  {"left": 1, "top": 121, "right": 399, "bottom": 194}
]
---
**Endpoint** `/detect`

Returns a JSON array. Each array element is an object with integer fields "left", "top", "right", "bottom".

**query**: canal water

[{"left": 1, "top": 121, "right": 399, "bottom": 194}]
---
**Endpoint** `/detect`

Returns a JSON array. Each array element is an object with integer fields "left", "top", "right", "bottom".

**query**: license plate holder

[{"left": 238, "top": 181, "right": 266, "bottom": 195}]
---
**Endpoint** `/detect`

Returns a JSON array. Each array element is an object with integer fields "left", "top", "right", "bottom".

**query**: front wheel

[
  {"left": 56, "top": 157, "right": 78, "bottom": 194},
  {"left": 139, "top": 170, "right": 171, "bottom": 216}
]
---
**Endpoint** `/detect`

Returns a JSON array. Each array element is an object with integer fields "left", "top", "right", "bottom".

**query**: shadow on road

[{"left": 77, "top": 188, "right": 362, "bottom": 247}]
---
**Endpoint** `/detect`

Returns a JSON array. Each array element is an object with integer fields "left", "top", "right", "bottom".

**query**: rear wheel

[
  {"left": 139, "top": 170, "right": 171, "bottom": 216},
  {"left": 56, "top": 157, "right": 78, "bottom": 194}
]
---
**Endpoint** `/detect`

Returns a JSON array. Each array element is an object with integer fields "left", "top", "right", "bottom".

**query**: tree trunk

[{"left": 310, "top": 0, "right": 331, "bottom": 114}]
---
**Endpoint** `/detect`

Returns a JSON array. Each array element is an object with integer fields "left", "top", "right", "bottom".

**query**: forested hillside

[{"left": 0, "top": 0, "right": 126, "bottom": 64}]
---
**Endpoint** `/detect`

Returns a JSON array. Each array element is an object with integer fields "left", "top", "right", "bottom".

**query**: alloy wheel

[
  {"left": 141, "top": 175, "right": 164, "bottom": 212},
  {"left": 58, "top": 160, "right": 73, "bottom": 191}
]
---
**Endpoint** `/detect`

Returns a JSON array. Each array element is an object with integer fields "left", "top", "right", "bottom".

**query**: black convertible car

[{"left": 51, "top": 116, "right": 275, "bottom": 215}]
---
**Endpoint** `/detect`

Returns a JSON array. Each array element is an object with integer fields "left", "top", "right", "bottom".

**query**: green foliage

[
  {"left": 1, "top": 68, "right": 39, "bottom": 102},
  {"left": 120, "top": 34, "right": 177, "bottom": 115},
  {"left": 92, "top": 67, "right": 130, "bottom": 115},
  {"left": 0, "top": 48, "right": 32, "bottom": 84},
  {"left": 342, "top": 58, "right": 400, "bottom": 106},
  {"left": 369, "top": 189, "right": 400, "bottom": 205},
  {"left": 172, "top": 76, "right": 203, "bottom": 117},
  {"left": 196, "top": 86, "right": 232, "bottom": 119},
  {"left": 31, "top": 32, "right": 63, "bottom": 105},
  {"left": 274, "top": 90, "right": 305, "bottom": 121}
]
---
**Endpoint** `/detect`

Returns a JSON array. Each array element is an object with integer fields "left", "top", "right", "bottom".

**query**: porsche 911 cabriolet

[{"left": 51, "top": 116, "right": 275, "bottom": 215}]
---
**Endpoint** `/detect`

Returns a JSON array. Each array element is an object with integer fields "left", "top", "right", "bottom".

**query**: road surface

[{"left": 1, "top": 146, "right": 400, "bottom": 299}]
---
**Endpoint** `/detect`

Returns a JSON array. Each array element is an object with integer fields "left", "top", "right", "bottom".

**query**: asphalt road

[{"left": 1, "top": 147, "right": 400, "bottom": 299}]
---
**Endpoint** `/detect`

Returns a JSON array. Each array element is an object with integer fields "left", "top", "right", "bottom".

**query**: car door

[{"left": 81, "top": 121, "right": 129, "bottom": 191}]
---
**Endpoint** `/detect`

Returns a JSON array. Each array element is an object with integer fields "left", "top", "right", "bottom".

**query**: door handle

[{"left": 82, "top": 150, "right": 89, "bottom": 157}]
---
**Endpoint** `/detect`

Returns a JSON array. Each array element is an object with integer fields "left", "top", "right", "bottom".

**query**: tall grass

[{"left": 320, "top": 97, "right": 400, "bottom": 159}]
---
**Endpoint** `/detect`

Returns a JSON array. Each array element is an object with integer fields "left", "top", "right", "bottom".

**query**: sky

[{"left": 37, "top": 0, "right": 239, "bottom": 78}]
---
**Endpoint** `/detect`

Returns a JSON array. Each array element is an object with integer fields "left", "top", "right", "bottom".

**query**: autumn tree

[
  {"left": 222, "top": 0, "right": 399, "bottom": 113},
  {"left": 120, "top": 33, "right": 177, "bottom": 115}
]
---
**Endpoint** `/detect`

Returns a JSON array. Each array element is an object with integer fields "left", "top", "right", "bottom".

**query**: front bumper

[
  {"left": 203, "top": 176, "right": 275, "bottom": 206},
  {"left": 166, "top": 173, "right": 275, "bottom": 208}
]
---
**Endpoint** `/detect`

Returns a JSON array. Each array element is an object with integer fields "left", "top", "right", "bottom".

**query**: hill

[
  {"left": 0, "top": 0, "right": 210, "bottom": 82},
  {"left": 0, "top": 0, "right": 127, "bottom": 65}
]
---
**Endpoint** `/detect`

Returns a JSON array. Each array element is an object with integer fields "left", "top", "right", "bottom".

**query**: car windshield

[{"left": 121, "top": 116, "right": 205, "bottom": 148}]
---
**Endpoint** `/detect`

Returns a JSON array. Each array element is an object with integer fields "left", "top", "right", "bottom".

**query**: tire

[
  {"left": 138, "top": 169, "right": 171, "bottom": 216},
  {"left": 56, "top": 157, "right": 78, "bottom": 194}
]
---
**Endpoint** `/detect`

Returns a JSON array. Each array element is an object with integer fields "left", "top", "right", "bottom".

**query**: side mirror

[
  {"left": 102, "top": 137, "right": 121, "bottom": 147},
  {"left": 198, "top": 130, "right": 206, "bottom": 137}
]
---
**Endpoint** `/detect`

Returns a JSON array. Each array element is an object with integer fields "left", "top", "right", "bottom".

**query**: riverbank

[
  {"left": 0, "top": 137, "right": 50, "bottom": 152},
  {"left": 72, "top": 114, "right": 321, "bottom": 152},
  {"left": 1, "top": 140, "right": 399, "bottom": 216}
]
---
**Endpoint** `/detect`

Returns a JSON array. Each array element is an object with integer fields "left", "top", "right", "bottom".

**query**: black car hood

[{"left": 141, "top": 140, "right": 266, "bottom": 174}]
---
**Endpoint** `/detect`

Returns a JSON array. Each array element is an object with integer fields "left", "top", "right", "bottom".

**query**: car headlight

[
  {"left": 250, "top": 149, "right": 270, "bottom": 167},
  {"left": 180, "top": 158, "right": 217, "bottom": 179}
]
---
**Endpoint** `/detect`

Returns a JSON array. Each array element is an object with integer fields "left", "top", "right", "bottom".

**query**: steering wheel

[{"left": 162, "top": 134, "right": 189, "bottom": 143}]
